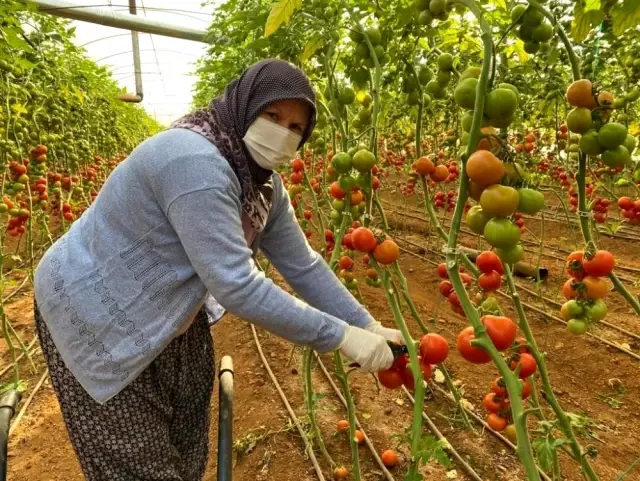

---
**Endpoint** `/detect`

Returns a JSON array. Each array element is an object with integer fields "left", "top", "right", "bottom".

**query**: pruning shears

[{"left": 348, "top": 341, "right": 408, "bottom": 369}]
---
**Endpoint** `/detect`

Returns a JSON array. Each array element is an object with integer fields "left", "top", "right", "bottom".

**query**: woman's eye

[
  {"left": 267, "top": 112, "right": 278, "bottom": 121},
  {"left": 290, "top": 124, "right": 303, "bottom": 134}
]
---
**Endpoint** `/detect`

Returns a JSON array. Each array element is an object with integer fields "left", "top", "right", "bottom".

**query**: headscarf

[{"left": 170, "top": 59, "right": 316, "bottom": 232}]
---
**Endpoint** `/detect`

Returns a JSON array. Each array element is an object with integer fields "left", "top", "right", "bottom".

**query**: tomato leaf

[
  {"left": 264, "top": 0, "right": 302, "bottom": 37},
  {"left": 571, "top": 3, "right": 605, "bottom": 43},
  {"left": 611, "top": 0, "right": 640, "bottom": 36},
  {"left": 299, "top": 34, "right": 323, "bottom": 63},
  {"left": 584, "top": 0, "right": 601, "bottom": 13},
  {"left": 403, "top": 472, "right": 423, "bottom": 481},
  {"left": 3, "top": 29, "right": 32, "bottom": 51},
  {"left": 492, "top": 0, "right": 506, "bottom": 10}
]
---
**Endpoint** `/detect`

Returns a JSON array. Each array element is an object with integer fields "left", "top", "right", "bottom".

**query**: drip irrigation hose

[{"left": 249, "top": 324, "right": 327, "bottom": 481}]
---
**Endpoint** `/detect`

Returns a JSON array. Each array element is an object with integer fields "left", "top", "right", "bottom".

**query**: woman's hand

[
  {"left": 338, "top": 325, "right": 394, "bottom": 372},
  {"left": 364, "top": 322, "right": 404, "bottom": 344}
]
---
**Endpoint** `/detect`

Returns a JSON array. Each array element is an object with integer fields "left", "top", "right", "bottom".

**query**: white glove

[
  {"left": 338, "top": 325, "right": 394, "bottom": 372},
  {"left": 364, "top": 322, "right": 404, "bottom": 344}
]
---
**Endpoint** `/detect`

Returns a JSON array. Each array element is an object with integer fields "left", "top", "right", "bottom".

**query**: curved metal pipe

[{"left": 16, "top": 0, "right": 207, "bottom": 42}]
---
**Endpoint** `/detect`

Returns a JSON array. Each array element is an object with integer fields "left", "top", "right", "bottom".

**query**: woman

[{"left": 33, "top": 59, "right": 402, "bottom": 480}]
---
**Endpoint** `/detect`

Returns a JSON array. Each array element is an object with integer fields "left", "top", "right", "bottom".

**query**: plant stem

[
  {"left": 333, "top": 350, "right": 361, "bottom": 481},
  {"left": 303, "top": 348, "right": 335, "bottom": 469},
  {"left": 503, "top": 264, "right": 600, "bottom": 481}
]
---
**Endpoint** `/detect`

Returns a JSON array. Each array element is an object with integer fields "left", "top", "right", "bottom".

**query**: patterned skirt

[{"left": 34, "top": 302, "right": 215, "bottom": 481}]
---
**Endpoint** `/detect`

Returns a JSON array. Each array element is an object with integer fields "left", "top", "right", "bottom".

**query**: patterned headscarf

[{"left": 171, "top": 59, "right": 316, "bottom": 232}]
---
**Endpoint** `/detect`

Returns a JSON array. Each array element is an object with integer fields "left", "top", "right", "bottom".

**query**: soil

[{"left": 2, "top": 188, "right": 640, "bottom": 481}]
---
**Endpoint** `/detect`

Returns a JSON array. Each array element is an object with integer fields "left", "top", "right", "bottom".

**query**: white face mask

[{"left": 243, "top": 116, "right": 303, "bottom": 170}]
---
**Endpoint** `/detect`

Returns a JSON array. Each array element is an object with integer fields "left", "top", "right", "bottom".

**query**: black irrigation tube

[
  {"left": 391, "top": 236, "right": 640, "bottom": 362},
  {"left": 250, "top": 325, "right": 394, "bottom": 480}
]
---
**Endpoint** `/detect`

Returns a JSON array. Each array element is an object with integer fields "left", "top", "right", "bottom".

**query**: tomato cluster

[
  {"left": 483, "top": 373, "right": 532, "bottom": 440},
  {"left": 617, "top": 196, "right": 640, "bottom": 225},
  {"left": 561, "top": 250, "right": 614, "bottom": 334},
  {"left": 514, "top": 133, "right": 537, "bottom": 154},
  {"left": 436, "top": 262, "right": 472, "bottom": 316},
  {"left": 377, "top": 332, "right": 448, "bottom": 391},
  {"left": 476, "top": 251, "right": 504, "bottom": 292}
]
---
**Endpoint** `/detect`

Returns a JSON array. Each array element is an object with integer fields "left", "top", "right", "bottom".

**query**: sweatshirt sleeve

[
  {"left": 259, "top": 176, "right": 375, "bottom": 329},
  {"left": 165, "top": 180, "right": 347, "bottom": 353}
]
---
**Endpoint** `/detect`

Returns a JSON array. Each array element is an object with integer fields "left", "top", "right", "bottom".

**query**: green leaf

[
  {"left": 4, "top": 29, "right": 32, "bottom": 51},
  {"left": 264, "top": 0, "right": 302, "bottom": 37},
  {"left": 533, "top": 436, "right": 555, "bottom": 472},
  {"left": 611, "top": 0, "right": 640, "bottom": 36},
  {"left": 571, "top": 3, "right": 605, "bottom": 43},
  {"left": 492, "top": 0, "right": 506, "bottom": 10},
  {"left": 15, "top": 57, "right": 36, "bottom": 70},
  {"left": 584, "top": 0, "right": 601, "bottom": 13},
  {"left": 300, "top": 34, "right": 323, "bottom": 63}
]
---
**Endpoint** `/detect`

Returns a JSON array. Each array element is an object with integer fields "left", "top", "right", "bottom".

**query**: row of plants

[
  {"left": 1, "top": 0, "right": 162, "bottom": 385},
  {"left": 202, "top": 0, "right": 640, "bottom": 480}
]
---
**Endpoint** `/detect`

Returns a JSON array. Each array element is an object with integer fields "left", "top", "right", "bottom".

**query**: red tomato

[
  {"left": 510, "top": 352, "right": 537, "bottom": 378},
  {"left": 373, "top": 239, "right": 399, "bottom": 264},
  {"left": 487, "top": 413, "right": 508, "bottom": 432},
  {"left": 566, "top": 251, "right": 585, "bottom": 279},
  {"left": 291, "top": 158, "right": 304, "bottom": 171},
  {"left": 418, "top": 358, "right": 433, "bottom": 380},
  {"left": 351, "top": 227, "right": 377, "bottom": 252},
  {"left": 339, "top": 256, "right": 354, "bottom": 270},
  {"left": 457, "top": 327, "right": 491, "bottom": 364},
  {"left": 478, "top": 271, "right": 501, "bottom": 291},
  {"left": 460, "top": 272, "right": 473, "bottom": 286},
  {"left": 521, "top": 378, "right": 532, "bottom": 399},
  {"left": 476, "top": 251, "right": 504, "bottom": 275},
  {"left": 482, "top": 315, "right": 517, "bottom": 351},
  {"left": 419, "top": 333, "right": 449, "bottom": 364},
  {"left": 582, "top": 250, "right": 615, "bottom": 277},
  {"left": 439, "top": 280, "right": 453, "bottom": 297},
  {"left": 436, "top": 263, "right": 448, "bottom": 279},
  {"left": 400, "top": 366, "right": 415, "bottom": 390},
  {"left": 491, "top": 376, "right": 507, "bottom": 397},
  {"left": 448, "top": 291, "right": 460, "bottom": 307},
  {"left": 377, "top": 369, "right": 403, "bottom": 389},
  {"left": 329, "top": 182, "right": 346, "bottom": 199},
  {"left": 483, "top": 392, "right": 502, "bottom": 413}
]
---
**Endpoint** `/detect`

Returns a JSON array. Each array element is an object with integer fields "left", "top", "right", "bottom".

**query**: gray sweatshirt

[{"left": 34, "top": 128, "right": 374, "bottom": 404}]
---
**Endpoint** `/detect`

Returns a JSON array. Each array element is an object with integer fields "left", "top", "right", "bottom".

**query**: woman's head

[{"left": 213, "top": 59, "right": 316, "bottom": 145}]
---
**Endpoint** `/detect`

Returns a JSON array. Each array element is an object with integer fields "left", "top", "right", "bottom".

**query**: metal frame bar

[{"left": 17, "top": 0, "right": 208, "bottom": 43}]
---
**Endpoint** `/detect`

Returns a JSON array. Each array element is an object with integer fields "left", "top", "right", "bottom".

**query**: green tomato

[
  {"left": 484, "top": 218, "right": 521, "bottom": 249},
  {"left": 339, "top": 174, "right": 357, "bottom": 192},
  {"left": 332, "top": 199, "right": 345, "bottom": 211},
  {"left": 560, "top": 300, "right": 584, "bottom": 321},
  {"left": 481, "top": 296, "right": 500, "bottom": 313},
  {"left": 517, "top": 188, "right": 545, "bottom": 214},
  {"left": 584, "top": 299, "right": 608, "bottom": 322},
  {"left": 351, "top": 149, "right": 376, "bottom": 173},
  {"left": 330, "top": 209, "right": 342, "bottom": 222},
  {"left": 332, "top": 152, "right": 352, "bottom": 174},
  {"left": 496, "top": 243, "right": 524, "bottom": 264},
  {"left": 567, "top": 318, "right": 589, "bottom": 335},
  {"left": 480, "top": 185, "right": 520, "bottom": 217},
  {"left": 466, "top": 205, "right": 491, "bottom": 235}
]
